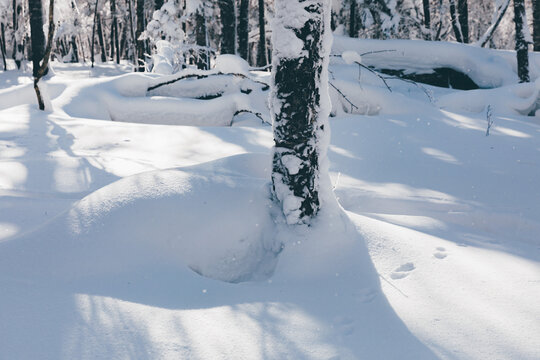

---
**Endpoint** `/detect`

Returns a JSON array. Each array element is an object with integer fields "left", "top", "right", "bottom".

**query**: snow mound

[
  {"left": 332, "top": 36, "right": 540, "bottom": 88},
  {"left": 214, "top": 54, "right": 251, "bottom": 75},
  {"left": 0, "top": 153, "right": 280, "bottom": 283}
]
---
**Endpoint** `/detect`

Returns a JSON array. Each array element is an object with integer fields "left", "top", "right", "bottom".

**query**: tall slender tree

[
  {"left": 237, "top": 0, "right": 249, "bottom": 60},
  {"left": 136, "top": 0, "right": 145, "bottom": 71},
  {"left": 349, "top": 0, "right": 357, "bottom": 37},
  {"left": 30, "top": 0, "right": 55, "bottom": 110},
  {"left": 96, "top": 12, "right": 107, "bottom": 62},
  {"left": 256, "top": 0, "right": 267, "bottom": 66},
  {"left": 0, "top": 23, "right": 7, "bottom": 70},
  {"left": 29, "top": 0, "right": 46, "bottom": 76},
  {"left": 218, "top": 0, "right": 235, "bottom": 54},
  {"left": 195, "top": 5, "right": 209, "bottom": 69},
  {"left": 533, "top": 0, "right": 540, "bottom": 51},
  {"left": 513, "top": 0, "right": 529, "bottom": 82},
  {"left": 110, "top": 0, "right": 120, "bottom": 63},
  {"left": 457, "top": 0, "right": 468, "bottom": 43},
  {"left": 422, "top": 0, "right": 431, "bottom": 39},
  {"left": 271, "top": 0, "right": 332, "bottom": 225}
]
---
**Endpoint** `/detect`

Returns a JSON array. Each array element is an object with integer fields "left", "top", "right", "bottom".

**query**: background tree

[
  {"left": 218, "top": 0, "right": 235, "bottom": 54},
  {"left": 136, "top": 0, "right": 145, "bottom": 71},
  {"left": 513, "top": 0, "right": 529, "bottom": 82},
  {"left": 349, "top": 0, "right": 357, "bottom": 37},
  {"left": 533, "top": 0, "right": 540, "bottom": 51},
  {"left": 29, "top": 0, "right": 45, "bottom": 76},
  {"left": 256, "top": 0, "right": 267, "bottom": 66},
  {"left": 271, "top": 0, "right": 332, "bottom": 225},
  {"left": 30, "top": 0, "right": 54, "bottom": 110},
  {"left": 458, "top": 0, "right": 469, "bottom": 43},
  {"left": 422, "top": 0, "right": 431, "bottom": 39},
  {"left": 237, "top": 0, "right": 249, "bottom": 60}
]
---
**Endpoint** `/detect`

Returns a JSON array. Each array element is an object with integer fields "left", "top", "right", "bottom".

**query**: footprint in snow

[
  {"left": 434, "top": 247, "right": 447, "bottom": 259},
  {"left": 390, "top": 262, "right": 415, "bottom": 279}
]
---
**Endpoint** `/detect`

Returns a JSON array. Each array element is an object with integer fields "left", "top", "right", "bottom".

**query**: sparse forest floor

[{"left": 1, "top": 38, "right": 540, "bottom": 359}]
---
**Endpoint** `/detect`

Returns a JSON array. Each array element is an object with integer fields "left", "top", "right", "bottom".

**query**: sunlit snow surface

[{"left": 1, "top": 44, "right": 540, "bottom": 360}]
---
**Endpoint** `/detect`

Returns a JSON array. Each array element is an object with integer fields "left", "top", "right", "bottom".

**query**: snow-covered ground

[{"left": 1, "top": 39, "right": 540, "bottom": 359}]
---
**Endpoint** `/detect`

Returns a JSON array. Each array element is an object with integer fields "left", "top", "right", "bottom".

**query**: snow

[{"left": 1, "top": 37, "right": 540, "bottom": 359}]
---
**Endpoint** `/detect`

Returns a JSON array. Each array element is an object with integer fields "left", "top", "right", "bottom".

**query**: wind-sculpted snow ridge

[{"left": 0, "top": 154, "right": 280, "bottom": 283}]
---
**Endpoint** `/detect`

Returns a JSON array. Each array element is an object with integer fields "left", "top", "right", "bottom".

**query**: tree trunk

[
  {"left": 533, "top": 0, "right": 540, "bottom": 51},
  {"left": 155, "top": 0, "right": 163, "bottom": 10},
  {"left": 457, "top": 0, "right": 468, "bottom": 43},
  {"left": 136, "top": 0, "right": 145, "bottom": 71},
  {"left": 271, "top": 0, "right": 331, "bottom": 225},
  {"left": 110, "top": 0, "right": 120, "bottom": 63},
  {"left": 97, "top": 12, "right": 107, "bottom": 62},
  {"left": 218, "top": 0, "right": 235, "bottom": 54},
  {"left": 195, "top": 7, "right": 209, "bottom": 70},
  {"left": 31, "top": 0, "right": 55, "bottom": 111},
  {"left": 514, "top": 0, "right": 529, "bottom": 82},
  {"left": 422, "top": 0, "right": 431, "bottom": 38},
  {"left": 29, "top": 0, "right": 46, "bottom": 76},
  {"left": 237, "top": 0, "right": 249, "bottom": 60},
  {"left": 256, "top": 0, "right": 267, "bottom": 67},
  {"left": 449, "top": 0, "right": 463, "bottom": 43},
  {"left": 127, "top": 0, "right": 137, "bottom": 65},
  {"left": 0, "top": 23, "right": 7, "bottom": 70},
  {"left": 91, "top": 0, "right": 99, "bottom": 67},
  {"left": 71, "top": 36, "right": 79, "bottom": 62},
  {"left": 349, "top": 0, "right": 357, "bottom": 37}
]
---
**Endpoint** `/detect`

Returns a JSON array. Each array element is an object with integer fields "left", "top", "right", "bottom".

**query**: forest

[{"left": 0, "top": 0, "right": 539, "bottom": 359}]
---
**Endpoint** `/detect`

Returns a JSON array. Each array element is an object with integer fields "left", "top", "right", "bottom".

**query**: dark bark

[
  {"left": 29, "top": 0, "right": 46, "bottom": 76},
  {"left": 32, "top": 0, "right": 55, "bottom": 110},
  {"left": 256, "top": 0, "right": 267, "bottom": 66},
  {"left": 513, "top": 0, "right": 529, "bottom": 82},
  {"left": 12, "top": 1, "right": 24, "bottom": 69},
  {"left": 272, "top": 0, "right": 328, "bottom": 223},
  {"left": 349, "top": 0, "right": 357, "bottom": 37},
  {"left": 449, "top": 0, "right": 463, "bottom": 43},
  {"left": 110, "top": 0, "right": 120, "bottom": 63},
  {"left": 97, "top": 12, "right": 107, "bottom": 62},
  {"left": 195, "top": 7, "right": 209, "bottom": 70},
  {"left": 238, "top": 0, "right": 249, "bottom": 60},
  {"left": 218, "top": 0, "right": 235, "bottom": 54},
  {"left": 91, "top": 0, "right": 99, "bottom": 67},
  {"left": 136, "top": 0, "right": 145, "bottom": 71},
  {"left": 119, "top": 23, "right": 128, "bottom": 59},
  {"left": 533, "top": 0, "right": 540, "bottom": 51},
  {"left": 0, "top": 23, "right": 7, "bottom": 70},
  {"left": 422, "top": 0, "right": 431, "bottom": 36},
  {"left": 154, "top": 0, "right": 163, "bottom": 10},
  {"left": 127, "top": 0, "right": 136, "bottom": 64},
  {"left": 457, "top": 0, "right": 468, "bottom": 43},
  {"left": 70, "top": 36, "right": 79, "bottom": 62}
]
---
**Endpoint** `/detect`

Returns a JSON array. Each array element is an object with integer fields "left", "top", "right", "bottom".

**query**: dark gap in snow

[{"left": 378, "top": 68, "right": 480, "bottom": 90}]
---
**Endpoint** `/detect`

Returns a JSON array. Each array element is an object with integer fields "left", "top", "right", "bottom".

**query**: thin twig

[{"left": 329, "top": 81, "right": 360, "bottom": 112}]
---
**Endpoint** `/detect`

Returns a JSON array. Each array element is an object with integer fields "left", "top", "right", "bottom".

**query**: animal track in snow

[
  {"left": 434, "top": 247, "right": 447, "bottom": 259},
  {"left": 390, "top": 262, "right": 415, "bottom": 279}
]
